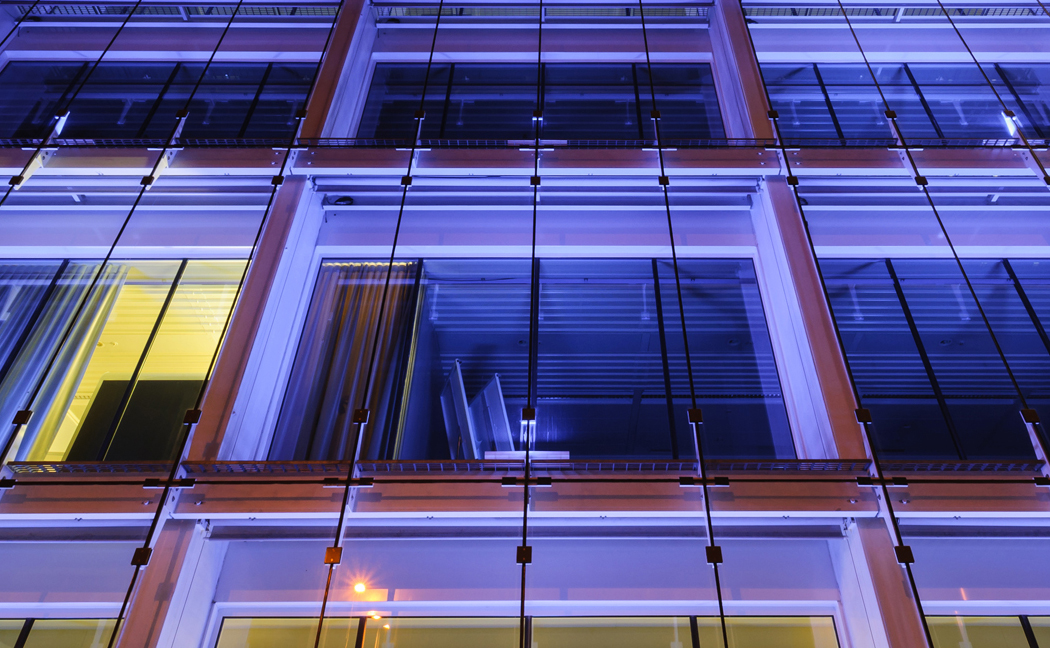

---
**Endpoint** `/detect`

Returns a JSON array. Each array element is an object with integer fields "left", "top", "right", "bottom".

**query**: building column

[
  {"left": 764, "top": 177, "right": 868, "bottom": 458},
  {"left": 848, "top": 518, "right": 930, "bottom": 648},
  {"left": 300, "top": 0, "right": 369, "bottom": 139},
  {"left": 709, "top": 0, "right": 773, "bottom": 139},
  {"left": 115, "top": 520, "right": 200, "bottom": 648},
  {"left": 187, "top": 177, "right": 308, "bottom": 460}
]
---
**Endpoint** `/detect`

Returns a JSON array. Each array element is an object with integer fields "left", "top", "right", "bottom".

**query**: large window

[
  {"left": 822, "top": 258, "right": 1050, "bottom": 460},
  {"left": 215, "top": 616, "right": 840, "bottom": 648},
  {"left": 0, "top": 618, "right": 115, "bottom": 648},
  {"left": 0, "top": 62, "right": 317, "bottom": 140},
  {"left": 269, "top": 258, "right": 793, "bottom": 462},
  {"left": 0, "top": 259, "right": 243, "bottom": 463},
  {"left": 762, "top": 63, "right": 1050, "bottom": 141},
  {"left": 357, "top": 63, "right": 726, "bottom": 141}
]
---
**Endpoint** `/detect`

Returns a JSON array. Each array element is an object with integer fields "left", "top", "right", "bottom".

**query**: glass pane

[
  {"left": 60, "top": 63, "right": 179, "bottom": 138},
  {"left": 532, "top": 617, "right": 692, "bottom": 648},
  {"left": 700, "top": 617, "right": 840, "bottom": 648},
  {"left": 359, "top": 617, "right": 518, "bottom": 648},
  {"left": 927, "top": 616, "right": 1030, "bottom": 648},
  {"left": 270, "top": 260, "right": 420, "bottom": 460},
  {"left": 105, "top": 260, "right": 244, "bottom": 461},
  {"left": 659, "top": 259, "right": 794, "bottom": 458},
  {"left": 0, "top": 62, "right": 86, "bottom": 139},
  {"left": 358, "top": 64, "right": 451, "bottom": 140},
  {"left": 215, "top": 617, "right": 358, "bottom": 648},
  {"left": 536, "top": 259, "right": 673, "bottom": 458},
  {"left": 443, "top": 64, "right": 535, "bottom": 140},
  {"left": 0, "top": 620, "right": 24, "bottom": 648},
  {"left": 397, "top": 259, "right": 531, "bottom": 461},
  {"left": 1029, "top": 616, "right": 1050, "bottom": 647},
  {"left": 20, "top": 261, "right": 181, "bottom": 462},
  {"left": 22, "top": 619, "right": 117, "bottom": 648},
  {"left": 0, "top": 262, "right": 63, "bottom": 381}
]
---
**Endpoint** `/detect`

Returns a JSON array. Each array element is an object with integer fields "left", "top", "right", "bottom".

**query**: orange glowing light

[
  {"left": 353, "top": 583, "right": 366, "bottom": 593},
  {"left": 372, "top": 615, "right": 382, "bottom": 620},
  {"left": 383, "top": 625, "right": 391, "bottom": 630}
]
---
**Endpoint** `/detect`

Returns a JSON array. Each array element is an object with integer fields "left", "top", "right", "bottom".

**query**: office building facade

[{"left": 0, "top": 0, "right": 1048, "bottom": 645}]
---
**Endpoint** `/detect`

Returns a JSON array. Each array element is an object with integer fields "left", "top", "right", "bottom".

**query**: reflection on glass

[
  {"left": 216, "top": 617, "right": 358, "bottom": 648},
  {"left": 217, "top": 616, "right": 839, "bottom": 648},
  {"left": 927, "top": 616, "right": 1030, "bottom": 648},
  {"left": 0, "top": 62, "right": 317, "bottom": 140},
  {"left": 21, "top": 619, "right": 117, "bottom": 648},
  {"left": 358, "top": 63, "right": 725, "bottom": 141},
  {"left": 0, "top": 619, "right": 24, "bottom": 648},
  {"left": 821, "top": 258, "right": 1041, "bottom": 459},
  {"left": 760, "top": 63, "right": 1050, "bottom": 141},
  {"left": 0, "top": 259, "right": 244, "bottom": 463},
  {"left": 272, "top": 258, "right": 792, "bottom": 461}
]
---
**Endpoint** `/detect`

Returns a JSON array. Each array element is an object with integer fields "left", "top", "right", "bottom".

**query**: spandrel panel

[
  {"left": 215, "top": 617, "right": 359, "bottom": 648},
  {"left": 21, "top": 619, "right": 117, "bottom": 648},
  {"left": 926, "top": 617, "right": 1029, "bottom": 648}
]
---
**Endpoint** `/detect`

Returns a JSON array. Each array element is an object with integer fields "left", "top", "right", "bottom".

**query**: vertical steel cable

[
  {"left": 518, "top": 2, "right": 544, "bottom": 647},
  {"left": 0, "top": 0, "right": 145, "bottom": 210},
  {"left": 0, "top": 0, "right": 249, "bottom": 466},
  {"left": 636, "top": 2, "right": 729, "bottom": 645},
  {"left": 311, "top": 3, "right": 445, "bottom": 647}
]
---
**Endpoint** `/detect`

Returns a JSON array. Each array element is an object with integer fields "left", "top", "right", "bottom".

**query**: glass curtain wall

[
  {"left": 761, "top": 63, "right": 1050, "bottom": 141},
  {"left": 270, "top": 258, "right": 793, "bottom": 462},
  {"left": 0, "top": 61, "right": 318, "bottom": 140},
  {"left": 820, "top": 258, "right": 1050, "bottom": 459},
  {"left": 0, "top": 259, "right": 243, "bottom": 463},
  {"left": 357, "top": 63, "right": 725, "bottom": 141},
  {"left": 215, "top": 616, "right": 841, "bottom": 648}
]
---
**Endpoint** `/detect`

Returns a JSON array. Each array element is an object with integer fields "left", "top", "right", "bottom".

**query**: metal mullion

[
  {"left": 0, "top": 259, "right": 69, "bottom": 387},
  {"left": 96, "top": 259, "right": 189, "bottom": 461},
  {"left": 1020, "top": 615, "right": 1041, "bottom": 648},
  {"left": 136, "top": 62, "right": 183, "bottom": 138},
  {"left": 238, "top": 63, "right": 274, "bottom": 138},
  {"left": 812, "top": 63, "right": 845, "bottom": 140},
  {"left": 903, "top": 64, "right": 945, "bottom": 140},
  {"left": 884, "top": 259, "right": 966, "bottom": 460},
  {"left": 651, "top": 258, "right": 679, "bottom": 459}
]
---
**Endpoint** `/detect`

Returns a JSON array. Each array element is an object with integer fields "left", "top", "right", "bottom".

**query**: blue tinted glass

[
  {"left": 61, "top": 63, "right": 179, "bottom": 138},
  {"left": 357, "top": 63, "right": 451, "bottom": 141},
  {"left": 822, "top": 258, "right": 1037, "bottom": 459},
  {"left": 760, "top": 62, "right": 1043, "bottom": 140},
  {"left": 0, "top": 62, "right": 85, "bottom": 139},
  {"left": 357, "top": 63, "right": 725, "bottom": 141},
  {"left": 276, "top": 258, "right": 789, "bottom": 461},
  {"left": 658, "top": 259, "right": 794, "bottom": 459}
]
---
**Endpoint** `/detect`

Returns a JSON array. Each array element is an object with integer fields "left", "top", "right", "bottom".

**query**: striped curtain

[{"left": 270, "top": 261, "right": 418, "bottom": 461}]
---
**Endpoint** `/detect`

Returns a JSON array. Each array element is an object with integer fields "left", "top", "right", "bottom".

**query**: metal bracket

[{"left": 10, "top": 148, "right": 57, "bottom": 190}]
